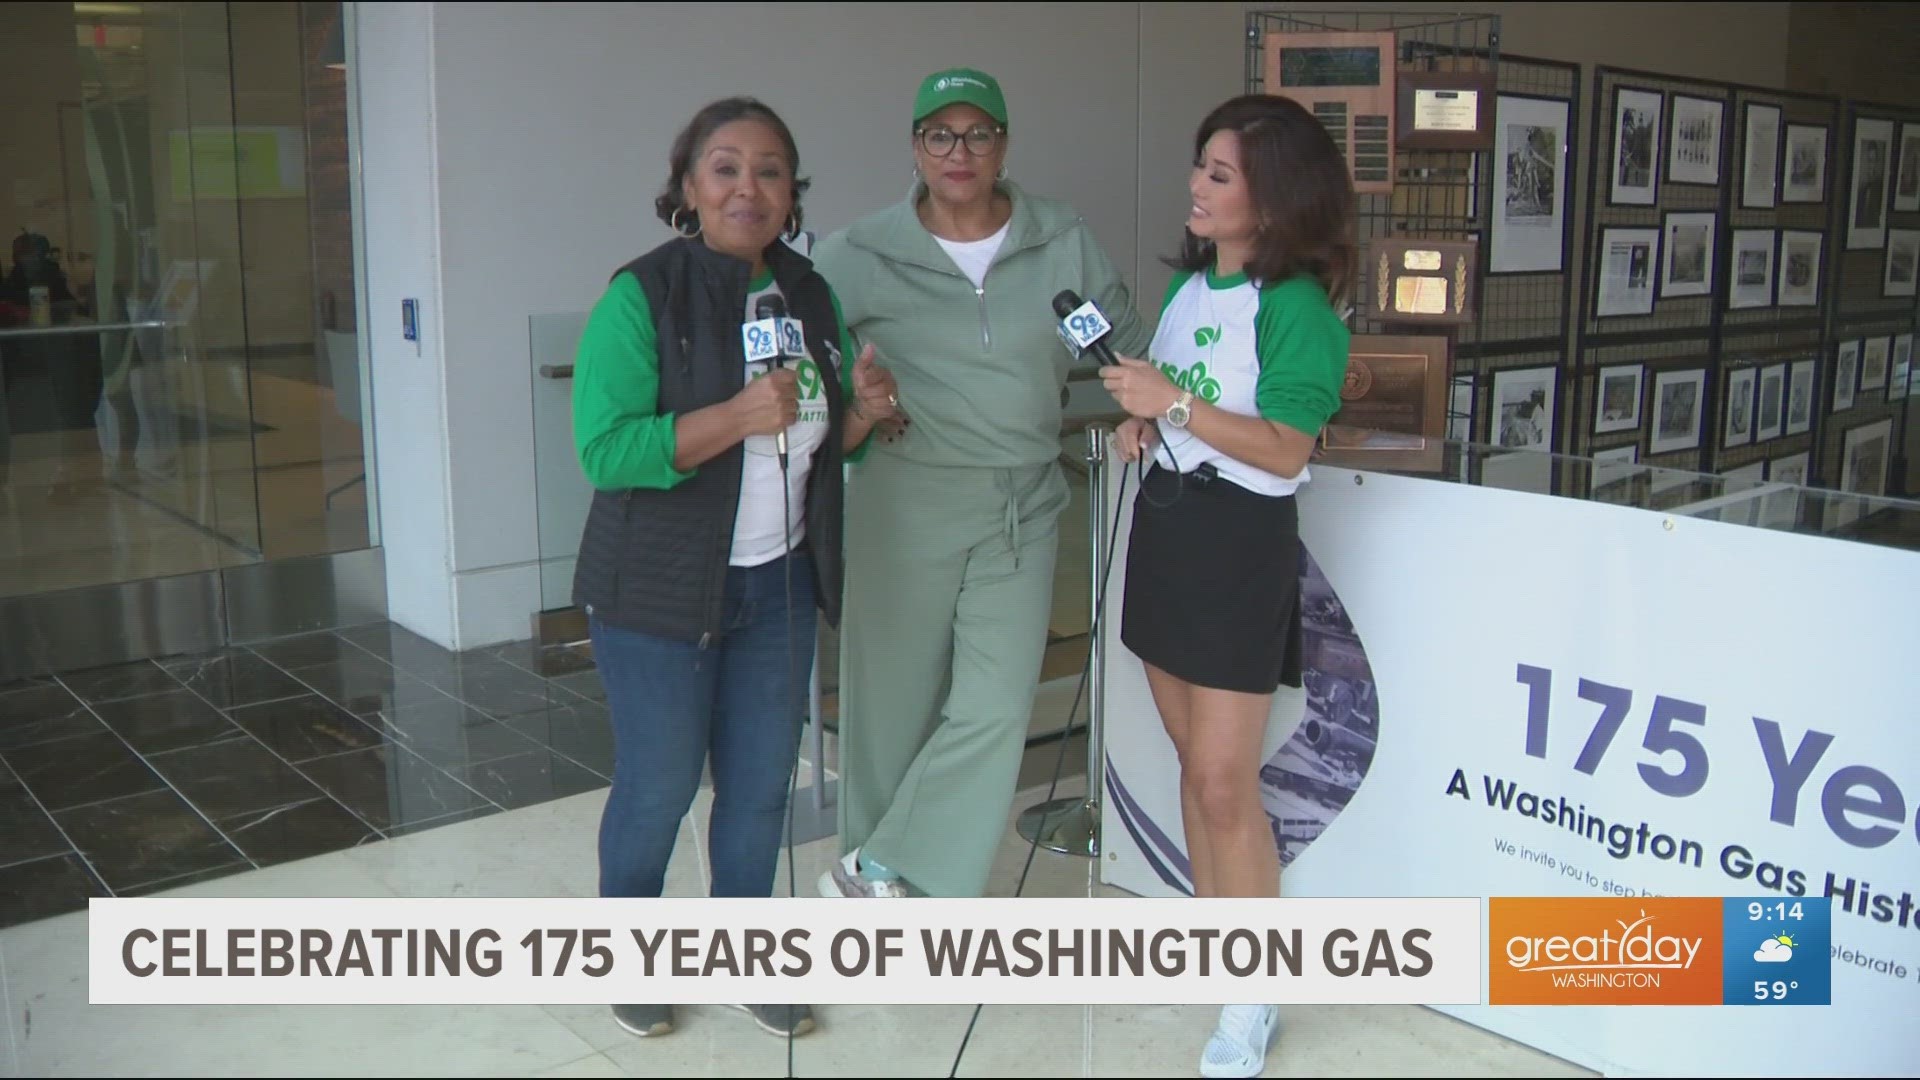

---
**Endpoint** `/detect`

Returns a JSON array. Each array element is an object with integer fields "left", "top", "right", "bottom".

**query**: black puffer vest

[{"left": 571, "top": 237, "right": 848, "bottom": 646}]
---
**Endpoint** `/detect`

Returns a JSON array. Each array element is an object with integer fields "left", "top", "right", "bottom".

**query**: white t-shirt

[
  {"left": 732, "top": 277, "right": 830, "bottom": 566},
  {"left": 1147, "top": 269, "right": 1350, "bottom": 498},
  {"left": 933, "top": 218, "right": 1011, "bottom": 288}
]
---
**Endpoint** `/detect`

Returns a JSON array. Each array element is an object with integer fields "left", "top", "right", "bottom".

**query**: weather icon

[{"left": 1754, "top": 934, "right": 1795, "bottom": 963}]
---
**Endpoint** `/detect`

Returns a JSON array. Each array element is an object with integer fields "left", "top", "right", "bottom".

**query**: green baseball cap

[{"left": 912, "top": 68, "right": 1008, "bottom": 130}]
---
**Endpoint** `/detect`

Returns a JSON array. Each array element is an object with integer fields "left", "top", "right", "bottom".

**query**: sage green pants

[{"left": 837, "top": 450, "right": 1068, "bottom": 898}]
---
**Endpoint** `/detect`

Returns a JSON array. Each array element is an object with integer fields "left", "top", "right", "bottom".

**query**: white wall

[
  {"left": 356, "top": 1, "right": 1796, "bottom": 650},
  {"left": 355, "top": 2, "right": 457, "bottom": 648}
]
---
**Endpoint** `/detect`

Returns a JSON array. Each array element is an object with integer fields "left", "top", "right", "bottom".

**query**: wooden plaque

[
  {"left": 1365, "top": 237, "right": 1478, "bottom": 326},
  {"left": 1262, "top": 30, "right": 1396, "bottom": 196},
  {"left": 1317, "top": 333, "right": 1452, "bottom": 472},
  {"left": 1396, "top": 70, "right": 1496, "bottom": 150}
]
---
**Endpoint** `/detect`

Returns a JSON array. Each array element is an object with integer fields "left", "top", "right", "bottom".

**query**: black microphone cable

[{"left": 946, "top": 426, "right": 1134, "bottom": 1079}]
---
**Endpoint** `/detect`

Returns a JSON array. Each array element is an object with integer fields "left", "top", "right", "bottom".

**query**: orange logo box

[{"left": 1490, "top": 897, "right": 1723, "bottom": 1005}]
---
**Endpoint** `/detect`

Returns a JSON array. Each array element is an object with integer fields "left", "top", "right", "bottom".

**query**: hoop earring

[
  {"left": 783, "top": 212, "right": 800, "bottom": 240},
  {"left": 996, "top": 165, "right": 1008, "bottom": 182},
  {"left": 670, "top": 207, "right": 701, "bottom": 238}
]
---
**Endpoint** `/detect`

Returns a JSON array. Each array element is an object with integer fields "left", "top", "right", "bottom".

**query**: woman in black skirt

[{"left": 1098, "top": 94, "right": 1354, "bottom": 1079}]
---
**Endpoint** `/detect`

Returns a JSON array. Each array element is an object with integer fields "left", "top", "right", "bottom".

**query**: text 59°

[{"left": 1515, "top": 664, "right": 1916, "bottom": 853}]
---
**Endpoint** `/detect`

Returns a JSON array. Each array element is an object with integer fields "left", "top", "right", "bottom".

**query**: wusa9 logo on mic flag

[{"left": 1490, "top": 897, "right": 1723, "bottom": 1005}]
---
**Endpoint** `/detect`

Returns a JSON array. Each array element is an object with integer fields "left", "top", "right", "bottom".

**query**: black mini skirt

[{"left": 1119, "top": 465, "right": 1303, "bottom": 695}]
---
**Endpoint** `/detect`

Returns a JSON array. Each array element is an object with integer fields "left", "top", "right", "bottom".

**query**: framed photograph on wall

[
  {"left": 1891, "top": 334, "right": 1913, "bottom": 399},
  {"left": 1741, "top": 102, "right": 1781, "bottom": 210},
  {"left": 1723, "top": 366, "right": 1756, "bottom": 448},
  {"left": 1842, "top": 418, "right": 1893, "bottom": 498},
  {"left": 1659, "top": 211, "right": 1715, "bottom": 299},
  {"left": 1784, "top": 358, "right": 1816, "bottom": 436},
  {"left": 1610, "top": 86, "right": 1663, "bottom": 206},
  {"left": 1593, "top": 363, "right": 1644, "bottom": 435},
  {"left": 1833, "top": 339, "right": 1859, "bottom": 412},
  {"left": 1860, "top": 336, "right": 1890, "bottom": 394},
  {"left": 1847, "top": 117, "right": 1894, "bottom": 250},
  {"left": 1668, "top": 95, "right": 1723, "bottom": 185},
  {"left": 1776, "top": 230, "right": 1823, "bottom": 307},
  {"left": 1728, "top": 229, "right": 1776, "bottom": 309},
  {"left": 1782, "top": 123, "right": 1829, "bottom": 203},
  {"left": 1649, "top": 368, "right": 1706, "bottom": 455},
  {"left": 1755, "top": 363, "right": 1787, "bottom": 442},
  {"left": 1895, "top": 123, "right": 1920, "bottom": 213},
  {"left": 1595, "top": 226, "right": 1660, "bottom": 317},
  {"left": 1764, "top": 451, "right": 1809, "bottom": 529},
  {"left": 1491, "top": 94, "right": 1570, "bottom": 274},
  {"left": 1490, "top": 366, "right": 1558, "bottom": 451},
  {"left": 1885, "top": 229, "right": 1918, "bottom": 298},
  {"left": 1589, "top": 444, "right": 1642, "bottom": 500}
]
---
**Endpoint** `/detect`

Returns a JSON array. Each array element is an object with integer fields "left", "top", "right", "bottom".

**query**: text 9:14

[{"left": 1749, "top": 900, "right": 1805, "bottom": 921}]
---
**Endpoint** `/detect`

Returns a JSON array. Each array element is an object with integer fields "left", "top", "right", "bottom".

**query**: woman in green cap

[{"left": 811, "top": 68, "right": 1151, "bottom": 900}]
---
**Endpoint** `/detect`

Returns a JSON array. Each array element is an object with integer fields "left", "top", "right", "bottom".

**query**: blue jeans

[{"left": 592, "top": 551, "right": 817, "bottom": 899}]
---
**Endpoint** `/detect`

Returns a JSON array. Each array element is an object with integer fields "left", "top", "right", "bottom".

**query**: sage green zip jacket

[{"left": 811, "top": 182, "right": 1152, "bottom": 469}]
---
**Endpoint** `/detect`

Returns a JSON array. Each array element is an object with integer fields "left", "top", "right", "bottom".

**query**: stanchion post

[{"left": 1014, "top": 423, "right": 1110, "bottom": 858}]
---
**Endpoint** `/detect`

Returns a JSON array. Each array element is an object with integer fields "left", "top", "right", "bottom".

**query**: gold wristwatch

[{"left": 1165, "top": 390, "right": 1194, "bottom": 429}]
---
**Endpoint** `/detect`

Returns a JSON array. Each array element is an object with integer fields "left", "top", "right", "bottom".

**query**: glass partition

[{"left": 0, "top": 1, "right": 375, "bottom": 601}]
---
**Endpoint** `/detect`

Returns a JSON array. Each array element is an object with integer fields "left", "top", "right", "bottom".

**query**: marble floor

[
  {"left": 0, "top": 778, "right": 1597, "bottom": 1078},
  {"left": 0, "top": 621, "right": 614, "bottom": 929}
]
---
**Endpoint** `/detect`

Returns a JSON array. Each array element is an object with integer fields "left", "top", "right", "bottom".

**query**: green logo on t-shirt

[
  {"left": 1157, "top": 360, "right": 1223, "bottom": 403},
  {"left": 1193, "top": 325, "right": 1221, "bottom": 348},
  {"left": 750, "top": 358, "right": 824, "bottom": 401}
]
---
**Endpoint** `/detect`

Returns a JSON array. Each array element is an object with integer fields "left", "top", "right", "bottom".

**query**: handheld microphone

[
  {"left": 744, "top": 295, "right": 807, "bottom": 467},
  {"left": 1052, "top": 290, "right": 1119, "bottom": 367}
]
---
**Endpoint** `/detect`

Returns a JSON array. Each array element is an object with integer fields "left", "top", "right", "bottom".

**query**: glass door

[{"left": 0, "top": 1, "right": 379, "bottom": 678}]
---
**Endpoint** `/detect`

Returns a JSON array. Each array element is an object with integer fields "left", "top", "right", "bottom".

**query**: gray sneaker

[
  {"left": 732, "top": 1002, "right": 816, "bottom": 1037},
  {"left": 612, "top": 1002, "right": 673, "bottom": 1037},
  {"left": 817, "top": 849, "right": 908, "bottom": 898}
]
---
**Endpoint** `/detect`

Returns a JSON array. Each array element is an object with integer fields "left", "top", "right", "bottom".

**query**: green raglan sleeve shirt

[
  {"left": 572, "top": 270, "right": 865, "bottom": 490},
  {"left": 1253, "top": 276, "right": 1350, "bottom": 438},
  {"left": 573, "top": 272, "right": 693, "bottom": 491}
]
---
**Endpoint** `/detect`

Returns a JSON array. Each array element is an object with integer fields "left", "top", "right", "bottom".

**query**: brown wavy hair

[{"left": 1164, "top": 94, "right": 1355, "bottom": 306}]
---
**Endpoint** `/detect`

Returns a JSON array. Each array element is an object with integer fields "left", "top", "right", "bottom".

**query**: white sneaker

[
  {"left": 1199, "top": 1004, "right": 1279, "bottom": 1078},
  {"left": 816, "top": 848, "right": 907, "bottom": 898}
]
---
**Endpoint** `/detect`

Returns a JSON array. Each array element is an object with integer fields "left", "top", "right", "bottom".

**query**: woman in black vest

[{"left": 569, "top": 98, "right": 901, "bottom": 1042}]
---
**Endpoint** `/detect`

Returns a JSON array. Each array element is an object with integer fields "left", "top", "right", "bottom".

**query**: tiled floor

[
  {"left": 0, "top": 620, "right": 613, "bottom": 930},
  {"left": 0, "top": 778, "right": 1597, "bottom": 1078}
]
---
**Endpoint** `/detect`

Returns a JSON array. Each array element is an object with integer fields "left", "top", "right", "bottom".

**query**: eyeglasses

[{"left": 915, "top": 125, "right": 1004, "bottom": 158}]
